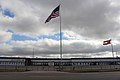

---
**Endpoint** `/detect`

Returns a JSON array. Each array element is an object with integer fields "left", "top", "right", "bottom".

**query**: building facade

[{"left": 0, "top": 57, "right": 120, "bottom": 66}]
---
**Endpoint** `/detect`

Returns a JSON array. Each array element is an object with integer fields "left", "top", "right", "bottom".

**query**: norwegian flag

[
  {"left": 45, "top": 5, "right": 60, "bottom": 23},
  {"left": 103, "top": 39, "right": 111, "bottom": 45}
]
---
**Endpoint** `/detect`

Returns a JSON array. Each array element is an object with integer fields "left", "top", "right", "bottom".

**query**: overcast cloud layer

[{"left": 0, "top": 0, "right": 120, "bottom": 58}]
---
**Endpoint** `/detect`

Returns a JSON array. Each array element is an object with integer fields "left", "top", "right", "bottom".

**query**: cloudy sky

[{"left": 0, "top": 0, "right": 120, "bottom": 58}]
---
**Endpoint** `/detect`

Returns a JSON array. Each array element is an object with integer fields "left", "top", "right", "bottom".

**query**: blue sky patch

[
  {"left": 7, "top": 29, "right": 71, "bottom": 41},
  {"left": 12, "top": 34, "right": 37, "bottom": 41},
  {"left": 0, "top": 5, "right": 15, "bottom": 18},
  {"left": 7, "top": 29, "right": 37, "bottom": 41},
  {"left": 11, "top": 32, "right": 70, "bottom": 41}
]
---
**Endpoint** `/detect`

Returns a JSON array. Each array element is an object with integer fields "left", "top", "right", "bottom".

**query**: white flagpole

[
  {"left": 111, "top": 43, "right": 114, "bottom": 58},
  {"left": 110, "top": 40, "right": 115, "bottom": 67},
  {"left": 59, "top": 4, "right": 63, "bottom": 70}
]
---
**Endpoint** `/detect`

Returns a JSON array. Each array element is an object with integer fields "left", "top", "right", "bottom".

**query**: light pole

[{"left": 33, "top": 48, "right": 34, "bottom": 58}]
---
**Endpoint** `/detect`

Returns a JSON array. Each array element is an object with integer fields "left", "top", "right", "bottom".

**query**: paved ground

[{"left": 0, "top": 71, "right": 120, "bottom": 80}]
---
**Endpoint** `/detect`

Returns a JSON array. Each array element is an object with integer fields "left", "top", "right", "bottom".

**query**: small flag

[
  {"left": 45, "top": 5, "right": 60, "bottom": 23},
  {"left": 103, "top": 39, "right": 111, "bottom": 45}
]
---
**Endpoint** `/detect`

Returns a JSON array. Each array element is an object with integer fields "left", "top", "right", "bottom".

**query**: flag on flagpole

[
  {"left": 103, "top": 39, "right": 111, "bottom": 45},
  {"left": 45, "top": 5, "right": 60, "bottom": 23}
]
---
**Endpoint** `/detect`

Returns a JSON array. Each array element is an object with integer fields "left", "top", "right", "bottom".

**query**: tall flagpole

[
  {"left": 45, "top": 4, "right": 62, "bottom": 70},
  {"left": 44, "top": 3, "right": 62, "bottom": 69},
  {"left": 110, "top": 39, "right": 114, "bottom": 58},
  {"left": 111, "top": 43, "right": 114, "bottom": 58},
  {"left": 111, "top": 41, "right": 115, "bottom": 67},
  {"left": 59, "top": 4, "right": 63, "bottom": 70},
  {"left": 103, "top": 39, "right": 115, "bottom": 66}
]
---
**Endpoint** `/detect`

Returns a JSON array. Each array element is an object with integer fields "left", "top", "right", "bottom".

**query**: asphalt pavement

[{"left": 0, "top": 71, "right": 120, "bottom": 80}]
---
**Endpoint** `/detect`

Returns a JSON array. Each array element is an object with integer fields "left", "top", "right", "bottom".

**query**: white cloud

[
  {"left": 0, "top": 0, "right": 119, "bottom": 38},
  {"left": 0, "top": 38, "right": 115, "bottom": 58},
  {"left": 0, "top": 0, "right": 120, "bottom": 57}
]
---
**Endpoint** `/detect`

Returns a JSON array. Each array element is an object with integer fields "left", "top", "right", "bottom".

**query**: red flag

[
  {"left": 103, "top": 39, "right": 111, "bottom": 45},
  {"left": 45, "top": 5, "right": 60, "bottom": 23}
]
